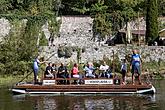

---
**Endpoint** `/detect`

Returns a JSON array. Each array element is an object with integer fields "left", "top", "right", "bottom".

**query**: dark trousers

[
  {"left": 33, "top": 69, "right": 38, "bottom": 84},
  {"left": 58, "top": 73, "right": 69, "bottom": 84}
]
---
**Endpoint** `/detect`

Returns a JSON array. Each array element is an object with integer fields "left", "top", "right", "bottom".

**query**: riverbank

[{"left": 0, "top": 75, "right": 33, "bottom": 86}]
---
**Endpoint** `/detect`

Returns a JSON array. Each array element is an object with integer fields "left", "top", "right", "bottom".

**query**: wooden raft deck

[{"left": 12, "top": 84, "right": 155, "bottom": 94}]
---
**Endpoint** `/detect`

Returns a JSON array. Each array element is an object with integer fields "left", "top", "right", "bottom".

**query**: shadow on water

[{"left": 1, "top": 79, "right": 165, "bottom": 110}]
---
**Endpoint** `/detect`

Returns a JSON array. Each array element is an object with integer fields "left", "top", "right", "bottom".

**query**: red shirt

[{"left": 72, "top": 67, "right": 79, "bottom": 75}]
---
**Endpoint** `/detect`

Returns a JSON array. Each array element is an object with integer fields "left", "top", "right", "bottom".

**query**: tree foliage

[
  {"left": 0, "top": 19, "right": 35, "bottom": 75},
  {"left": 146, "top": 0, "right": 159, "bottom": 45},
  {"left": 158, "top": 0, "right": 165, "bottom": 16},
  {"left": 0, "top": 0, "right": 59, "bottom": 75},
  {"left": 91, "top": 0, "right": 111, "bottom": 41}
]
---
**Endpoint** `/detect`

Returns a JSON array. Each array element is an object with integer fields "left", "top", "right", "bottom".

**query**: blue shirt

[
  {"left": 84, "top": 66, "right": 95, "bottom": 74},
  {"left": 121, "top": 63, "right": 127, "bottom": 71},
  {"left": 33, "top": 58, "right": 39, "bottom": 70},
  {"left": 131, "top": 54, "right": 141, "bottom": 66}
]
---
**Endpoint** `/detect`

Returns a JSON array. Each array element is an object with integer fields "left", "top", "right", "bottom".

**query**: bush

[
  {"left": 57, "top": 46, "right": 73, "bottom": 58},
  {"left": 65, "top": 47, "right": 72, "bottom": 58},
  {"left": 39, "top": 31, "right": 48, "bottom": 46},
  {"left": 77, "top": 48, "right": 81, "bottom": 63},
  {"left": 0, "top": 63, "right": 5, "bottom": 74},
  {"left": 57, "top": 46, "right": 65, "bottom": 58},
  {"left": 82, "top": 47, "right": 86, "bottom": 53}
]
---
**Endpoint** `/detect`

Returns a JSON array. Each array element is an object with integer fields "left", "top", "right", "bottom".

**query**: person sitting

[
  {"left": 57, "top": 63, "right": 69, "bottom": 84},
  {"left": 71, "top": 63, "right": 80, "bottom": 78},
  {"left": 99, "top": 61, "right": 110, "bottom": 78},
  {"left": 71, "top": 63, "right": 81, "bottom": 84},
  {"left": 44, "top": 62, "right": 54, "bottom": 79},
  {"left": 52, "top": 63, "right": 58, "bottom": 79},
  {"left": 106, "top": 67, "right": 113, "bottom": 78},
  {"left": 84, "top": 62, "right": 96, "bottom": 78}
]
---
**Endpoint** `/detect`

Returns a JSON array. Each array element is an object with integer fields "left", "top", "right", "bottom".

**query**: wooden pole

[
  {"left": 112, "top": 50, "right": 115, "bottom": 73},
  {"left": 16, "top": 52, "right": 56, "bottom": 85},
  {"left": 138, "top": 11, "right": 140, "bottom": 46}
]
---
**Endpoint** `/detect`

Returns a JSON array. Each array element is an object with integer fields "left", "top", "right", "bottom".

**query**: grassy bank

[{"left": 0, "top": 74, "right": 34, "bottom": 86}]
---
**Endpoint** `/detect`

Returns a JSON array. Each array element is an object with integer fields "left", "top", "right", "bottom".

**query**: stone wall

[
  {"left": 39, "top": 16, "right": 165, "bottom": 63},
  {"left": 39, "top": 46, "right": 165, "bottom": 63},
  {"left": 1, "top": 16, "right": 165, "bottom": 64},
  {"left": 0, "top": 18, "right": 11, "bottom": 40},
  {"left": 54, "top": 16, "right": 97, "bottom": 48}
]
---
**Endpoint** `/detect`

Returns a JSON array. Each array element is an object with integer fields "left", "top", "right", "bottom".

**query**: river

[{"left": 0, "top": 79, "right": 165, "bottom": 110}]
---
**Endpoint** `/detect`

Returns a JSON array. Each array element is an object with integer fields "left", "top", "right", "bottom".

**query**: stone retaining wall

[
  {"left": 39, "top": 46, "right": 165, "bottom": 63},
  {"left": 1, "top": 16, "right": 165, "bottom": 64}
]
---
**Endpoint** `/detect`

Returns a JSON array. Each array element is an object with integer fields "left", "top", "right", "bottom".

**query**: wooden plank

[
  {"left": 15, "top": 84, "right": 152, "bottom": 90},
  {"left": 27, "top": 88, "right": 137, "bottom": 92}
]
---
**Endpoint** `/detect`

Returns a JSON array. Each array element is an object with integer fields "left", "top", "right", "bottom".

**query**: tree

[
  {"left": 0, "top": 0, "right": 59, "bottom": 75},
  {"left": 158, "top": 0, "right": 165, "bottom": 16},
  {"left": 91, "top": 0, "right": 111, "bottom": 42},
  {"left": 146, "top": 0, "right": 159, "bottom": 45}
]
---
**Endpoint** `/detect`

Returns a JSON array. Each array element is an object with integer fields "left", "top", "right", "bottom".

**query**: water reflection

[
  {"left": 29, "top": 95, "right": 57, "bottom": 110},
  {"left": 85, "top": 98, "right": 113, "bottom": 110},
  {"left": 12, "top": 94, "right": 157, "bottom": 110}
]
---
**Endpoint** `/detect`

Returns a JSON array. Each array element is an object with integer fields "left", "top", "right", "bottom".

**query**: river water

[{"left": 0, "top": 80, "right": 165, "bottom": 110}]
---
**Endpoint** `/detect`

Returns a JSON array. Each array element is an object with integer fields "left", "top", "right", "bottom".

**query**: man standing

[
  {"left": 130, "top": 49, "right": 142, "bottom": 85},
  {"left": 33, "top": 56, "right": 44, "bottom": 84}
]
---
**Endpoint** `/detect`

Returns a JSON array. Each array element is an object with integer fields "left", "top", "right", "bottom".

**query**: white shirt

[{"left": 99, "top": 65, "right": 109, "bottom": 71}]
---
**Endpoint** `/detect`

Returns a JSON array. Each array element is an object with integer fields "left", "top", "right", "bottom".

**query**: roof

[
  {"left": 159, "top": 28, "right": 165, "bottom": 33},
  {"left": 159, "top": 28, "right": 165, "bottom": 38}
]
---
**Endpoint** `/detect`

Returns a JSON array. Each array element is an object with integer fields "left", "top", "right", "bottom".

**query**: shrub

[
  {"left": 82, "top": 47, "right": 86, "bottom": 53},
  {"left": 77, "top": 48, "right": 81, "bottom": 63},
  {"left": 57, "top": 46, "right": 73, "bottom": 58},
  {"left": 57, "top": 46, "right": 65, "bottom": 58},
  {"left": 39, "top": 31, "right": 48, "bottom": 46},
  {"left": 65, "top": 47, "right": 72, "bottom": 58}
]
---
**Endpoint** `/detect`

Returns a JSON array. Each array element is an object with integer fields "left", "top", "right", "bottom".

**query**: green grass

[{"left": 0, "top": 74, "right": 34, "bottom": 86}]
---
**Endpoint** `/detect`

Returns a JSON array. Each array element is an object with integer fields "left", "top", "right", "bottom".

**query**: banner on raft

[
  {"left": 43, "top": 80, "right": 56, "bottom": 85},
  {"left": 85, "top": 79, "right": 113, "bottom": 85}
]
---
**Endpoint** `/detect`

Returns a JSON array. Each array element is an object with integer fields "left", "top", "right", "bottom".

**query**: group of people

[
  {"left": 32, "top": 59, "right": 80, "bottom": 84},
  {"left": 120, "top": 49, "right": 142, "bottom": 85},
  {"left": 33, "top": 49, "right": 142, "bottom": 85}
]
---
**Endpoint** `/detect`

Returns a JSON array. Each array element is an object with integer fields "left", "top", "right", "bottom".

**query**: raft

[{"left": 12, "top": 78, "right": 156, "bottom": 94}]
